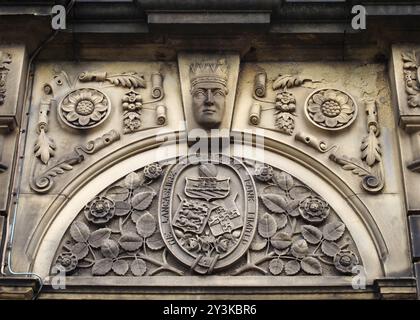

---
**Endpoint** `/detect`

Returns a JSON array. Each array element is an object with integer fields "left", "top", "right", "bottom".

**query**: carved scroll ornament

[
  {"left": 31, "top": 130, "right": 120, "bottom": 193},
  {"left": 249, "top": 73, "right": 316, "bottom": 135}
]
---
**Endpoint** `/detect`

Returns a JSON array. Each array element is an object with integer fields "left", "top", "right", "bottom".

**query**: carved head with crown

[{"left": 189, "top": 59, "right": 229, "bottom": 129}]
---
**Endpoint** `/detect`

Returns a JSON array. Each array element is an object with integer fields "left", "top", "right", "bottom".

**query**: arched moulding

[{"left": 26, "top": 134, "right": 385, "bottom": 283}]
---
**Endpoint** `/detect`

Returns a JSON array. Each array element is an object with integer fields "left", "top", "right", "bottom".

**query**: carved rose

[
  {"left": 56, "top": 252, "right": 78, "bottom": 273},
  {"left": 60, "top": 88, "right": 109, "bottom": 128},
  {"left": 254, "top": 164, "right": 274, "bottom": 182},
  {"left": 275, "top": 91, "right": 296, "bottom": 112},
  {"left": 144, "top": 163, "right": 163, "bottom": 179},
  {"left": 299, "top": 196, "right": 330, "bottom": 223},
  {"left": 306, "top": 89, "right": 356, "bottom": 129},
  {"left": 334, "top": 250, "right": 359, "bottom": 273},
  {"left": 84, "top": 197, "right": 115, "bottom": 224}
]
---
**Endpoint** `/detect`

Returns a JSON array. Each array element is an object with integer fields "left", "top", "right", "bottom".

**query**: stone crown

[{"left": 189, "top": 59, "right": 228, "bottom": 91}]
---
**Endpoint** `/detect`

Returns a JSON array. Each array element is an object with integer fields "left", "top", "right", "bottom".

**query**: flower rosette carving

[
  {"left": 122, "top": 90, "right": 143, "bottom": 133},
  {"left": 84, "top": 197, "right": 115, "bottom": 225},
  {"left": 143, "top": 163, "right": 163, "bottom": 180},
  {"left": 298, "top": 196, "right": 329, "bottom": 224},
  {"left": 59, "top": 88, "right": 110, "bottom": 129},
  {"left": 52, "top": 163, "right": 184, "bottom": 277},
  {"left": 56, "top": 252, "right": 78, "bottom": 273},
  {"left": 233, "top": 163, "right": 362, "bottom": 277},
  {"left": 305, "top": 88, "right": 357, "bottom": 130},
  {"left": 333, "top": 249, "right": 359, "bottom": 274}
]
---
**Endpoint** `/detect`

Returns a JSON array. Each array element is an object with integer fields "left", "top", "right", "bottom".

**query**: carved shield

[{"left": 158, "top": 154, "right": 258, "bottom": 274}]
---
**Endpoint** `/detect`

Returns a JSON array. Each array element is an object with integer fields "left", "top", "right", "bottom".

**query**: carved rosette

[
  {"left": 52, "top": 156, "right": 362, "bottom": 277},
  {"left": 305, "top": 88, "right": 357, "bottom": 130},
  {"left": 59, "top": 88, "right": 111, "bottom": 129}
]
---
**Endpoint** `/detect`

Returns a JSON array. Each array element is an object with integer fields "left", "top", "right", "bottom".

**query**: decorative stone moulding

[
  {"left": 58, "top": 88, "right": 111, "bottom": 129},
  {"left": 0, "top": 51, "right": 12, "bottom": 106},
  {"left": 249, "top": 72, "right": 316, "bottom": 136},
  {"left": 304, "top": 88, "right": 358, "bottom": 131}
]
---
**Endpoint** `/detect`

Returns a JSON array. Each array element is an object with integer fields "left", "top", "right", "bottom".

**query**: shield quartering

[
  {"left": 208, "top": 206, "right": 243, "bottom": 236},
  {"left": 172, "top": 199, "right": 217, "bottom": 234}
]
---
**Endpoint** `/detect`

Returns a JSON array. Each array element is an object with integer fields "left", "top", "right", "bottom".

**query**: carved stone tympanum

[{"left": 52, "top": 156, "right": 362, "bottom": 277}]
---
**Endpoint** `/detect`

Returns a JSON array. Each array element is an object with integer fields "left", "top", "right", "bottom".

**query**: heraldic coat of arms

[{"left": 159, "top": 154, "right": 258, "bottom": 274}]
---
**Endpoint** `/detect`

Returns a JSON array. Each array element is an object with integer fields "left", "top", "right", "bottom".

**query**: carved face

[{"left": 192, "top": 86, "right": 226, "bottom": 129}]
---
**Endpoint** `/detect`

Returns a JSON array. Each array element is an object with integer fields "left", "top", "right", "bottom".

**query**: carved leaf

[
  {"left": 323, "top": 222, "right": 345, "bottom": 241},
  {"left": 268, "top": 259, "right": 284, "bottom": 275},
  {"left": 106, "top": 72, "right": 146, "bottom": 88},
  {"left": 112, "top": 260, "right": 129, "bottom": 276},
  {"left": 274, "top": 213, "right": 288, "bottom": 229},
  {"left": 273, "top": 74, "right": 312, "bottom": 90},
  {"left": 361, "top": 131, "right": 381, "bottom": 166},
  {"left": 131, "top": 259, "right": 147, "bottom": 276},
  {"left": 402, "top": 51, "right": 417, "bottom": 65},
  {"left": 118, "top": 232, "right": 143, "bottom": 251},
  {"left": 88, "top": 228, "right": 111, "bottom": 248},
  {"left": 291, "top": 239, "right": 309, "bottom": 258},
  {"left": 260, "top": 194, "right": 287, "bottom": 213},
  {"left": 131, "top": 210, "right": 145, "bottom": 223},
  {"left": 285, "top": 260, "right": 301, "bottom": 275},
  {"left": 289, "top": 186, "right": 312, "bottom": 200},
  {"left": 273, "top": 171, "right": 294, "bottom": 191},
  {"left": 274, "top": 247, "right": 290, "bottom": 256},
  {"left": 131, "top": 191, "right": 156, "bottom": 211},
  {"left": 329, "top": 154, "right": 370, "bottom": 177},
  {"left": 46, "top": 162, "right": 73, "bottom": 178},
  {"left": 250, "top": 233, "right": 268, "bottom": 251},
  {"left": 301, "top": 257, "right": 322, "bottom": 275},
  {"left": 70, "top": 221, "right": 90, "bottom": 243},
  {"left": 321, "top": 241, "right": 341, "bottom": 257},
  {"left": 136, "top": 212, "right": 156, "bottom": 238},
  {"left": 71, "top": 242, "right": 89, "bottom": 260},
  {"left": 124, "top": 172, "right": 144, "bottom": 189},
  {"left": 270, "top": 231, "right": 292, "bottom": 250},
  {"left": 286, "top": 199, "right": 301, "bottom": 216},
  {"left": 258, "top": 213, "right": 277, "bottom": 239},
  {"left": 34, "top": 130, "right": 56, "bottom": 164},
  {"left": 301, "top": 225, "right": 323, "bottom": 244},
  {"left": 107, "top": 186, "right": 130, "bottom": 202},
  {"left": 101, "top": 239, "right": 120, "bottom": 259},
  {"left": 92, "top": 258, "right": 113, "bottom": 275},
  {"left": 146, "top": 232, "right": 165, "bottom": 250},
  {"left": 115, "top": 201, "right": 131, "bottom": 216}
]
